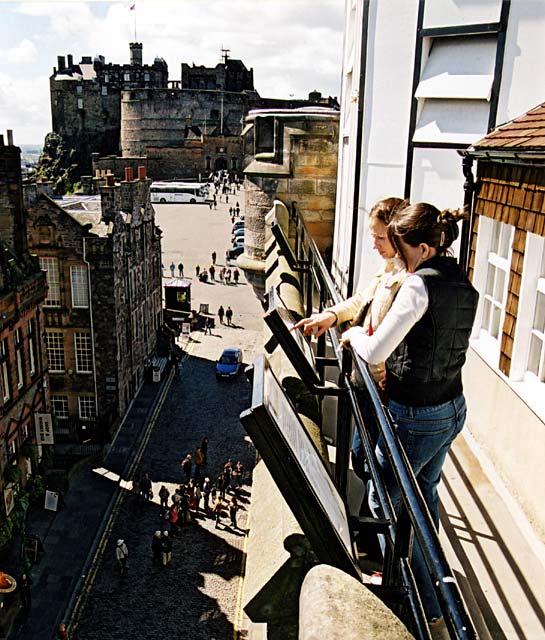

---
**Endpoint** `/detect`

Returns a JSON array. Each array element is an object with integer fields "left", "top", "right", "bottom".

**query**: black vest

[{"left": 386, "top": 256, "right": 478, "bottom": 406}]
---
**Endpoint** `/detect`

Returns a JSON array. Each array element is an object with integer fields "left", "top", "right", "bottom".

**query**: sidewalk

[{"left": 9, "top": 373, "right": 170, "bottom": 640}]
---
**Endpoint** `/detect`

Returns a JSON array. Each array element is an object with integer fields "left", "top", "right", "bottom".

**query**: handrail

[{"left": 289, "top": 212, "right": 477, "bottom": 639}]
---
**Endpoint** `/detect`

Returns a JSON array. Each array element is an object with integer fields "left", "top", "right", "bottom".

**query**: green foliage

[
  {"left": 0, "top": 517, "right": 14, "bottom": 549},
  {"left": 3, "top": 465, "right": 22, "bottom": 485},
  {"left": 26, "top": 474, "right": 45, "bottom": 502},
  {"left": 31, "top": 132, "right": 80, "bottom": 196}
]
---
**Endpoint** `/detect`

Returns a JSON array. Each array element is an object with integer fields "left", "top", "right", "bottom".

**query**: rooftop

[{"left": 472, "top": 101, "right": 545, "bottom": 151}]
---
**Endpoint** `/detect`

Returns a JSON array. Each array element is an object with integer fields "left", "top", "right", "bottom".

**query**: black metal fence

[{"left": 289, "top": 212, "right": 477, "bottom": 640}]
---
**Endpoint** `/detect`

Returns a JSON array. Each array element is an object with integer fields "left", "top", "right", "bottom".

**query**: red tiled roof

[{"left": 472, "top": 102, "right": 545, "bottom": 150}]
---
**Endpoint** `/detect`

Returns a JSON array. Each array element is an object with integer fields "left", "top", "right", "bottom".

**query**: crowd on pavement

[{"left": 122, "top": 437, "right": 246, "bottom": 572}]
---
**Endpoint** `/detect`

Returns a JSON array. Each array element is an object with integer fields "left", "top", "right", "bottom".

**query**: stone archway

[{"left": 214, "top": 157, "right": 227, "bottom": 171}]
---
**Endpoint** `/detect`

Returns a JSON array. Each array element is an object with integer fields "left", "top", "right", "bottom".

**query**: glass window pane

[
  {"left": 491, "top": 305, "right": 501, "bottom": 339},
  {"left": 482, "top": 299, "right": 491, "bottom": 332},
  {"left": 490, "top": 221, "right": 500, "bottom": 254},
  {"left": 528, "top": 333, "right": 542, "bottom": 377},
  {"left": 485, "top": 266, "right": 495, "bottom": 296},
  {"left": 532, "top": 291, "right": 545, "bottom": 334},
  {"left": 494, "top": 268, "right": 506, "bottom": 301},
  {"left": 499, "top": 225, "right": 512, "bottom": 259}
]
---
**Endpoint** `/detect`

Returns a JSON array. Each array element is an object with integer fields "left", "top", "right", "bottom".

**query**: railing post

[{"left": 334, "top": 350, "right": 352, "bottom": 497}]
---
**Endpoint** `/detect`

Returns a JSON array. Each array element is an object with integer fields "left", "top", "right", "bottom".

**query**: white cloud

[
  {"left": 0, "top": 71, "right": 51, "bottom": 144},
  {"left": 1, "top": 38, "right": 38, "bottom": 64},
  {"left": 2, "top": 0, "right": 343, "bottom": 143}
]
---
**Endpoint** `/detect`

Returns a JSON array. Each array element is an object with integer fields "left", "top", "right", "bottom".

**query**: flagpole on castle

[{"left": 130, "top": 3, "right": 137, "bottom": 41}]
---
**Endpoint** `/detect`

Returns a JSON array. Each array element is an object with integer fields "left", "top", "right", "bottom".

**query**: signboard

[
  {"left": 35, "top": 413, "right": 54, "bottom": 445},
  {"left": 44, "top": 489, "right": 59, "bottom": 512},
  {"left": 152, "top": 369, "right": 161, "bottom": 383},
  {"left": 3, "top": 485, "right": 14, "bottom": 516},
  {"left": 181, "top": 322, "right": 191, "bottom": 335},
  {"left": 240, "top": 356, "right": 359, "bottom": 579},
  {"left": 264, "top": 304, "right": 322, "bottom": 390}
]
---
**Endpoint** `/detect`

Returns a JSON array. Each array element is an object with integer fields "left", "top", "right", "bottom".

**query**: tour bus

[{"left": 150, "top": 181, "right": 209, "bottom": 204}]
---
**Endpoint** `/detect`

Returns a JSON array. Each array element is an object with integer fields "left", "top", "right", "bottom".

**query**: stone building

[
  {"left": 25, "top": 167, "right": 162, "bottom": 443},
  {"left": 50, "top": 43, "right": 168, "bottom": 174},
  {"left": 49, "top": 45, "right": 338, "bottom": 182},
  {"left": 238, "top": 107, "right": 340, "bottom": 297},
  {"left": 0, "top": 131, "right": 49, "bottom": 515}
]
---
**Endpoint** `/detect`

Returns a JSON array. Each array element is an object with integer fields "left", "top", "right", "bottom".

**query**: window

[
  {"left": 70, "top": 265, "right": 89, "bottom": 308},
  {"left": 77, "top": 98, "right": 83, "bottom": 110},
  {"left": 21, "top": 424, "right": 29, "bottom": 440},
  {"left": 472, "top": 217, "right": 514, "bottom": 362},
  {"left": 74, "top": 333, "right": 93, "bottom": 373},
  {"left": 76, "top": 85, "right": 83, "bottom": 95},
  {"left": 144, "top": 72, "right": 150, "bottom": 81},
  {"left": 0, "top": 339, "right": 10, "bottom": 403},
  {"left": 27, "top": 320, "right": 36, "bottom": 376},
  {"left": 101, "top": 86, "right": 107, "bottom": 96},
  {"left": 8, "top": 441, "right": 16, "bottom": 457},
  {"left": 522, "top": 238, "right": 545, "bottom": 382},
  {"left": 45, "top": 331, "right": 65, "bottom": 372},
  {"left": 16, "top": 348, "right": 24, "bottom": 389},
  {"left": 104, "top": 73, "right": 109, "bottom": 83},
  {"left": 78, "top": 396, "right": 96, "bottom": 420},
  {"left": 124, "top": 72, "right": 131, "bottom": 82},
  {"left": 232, "top": 156, "right": 238, "bottom": 170},
  {"left": 40, "top": 257, "right": 61, "bottom": 306},
  {"left": 255, "top": 116, "right": 276, "bottom": 157},
  {"left": 413, "top": 35, "right": 497, "bottom": 144},
  {"left": 51, "top": 395, "right": 69, "bottom": 419}
]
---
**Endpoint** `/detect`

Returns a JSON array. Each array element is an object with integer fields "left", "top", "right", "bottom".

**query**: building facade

[
  {"left": 0, "top": 131, "right": 49, "bottom": 530},
  {"left": 25, "top": 168, "right": 162, "bottom": 443},
  {"left": 332, "top": 0, "right": 545, "bottom": 540}
]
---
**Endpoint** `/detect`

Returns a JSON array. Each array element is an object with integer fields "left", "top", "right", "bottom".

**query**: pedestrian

[
  {"left": 209, "top": 264, "right": 215, "bottom": 280},
  {"left": 194, "top": 483, "right": 202, "bottom": 511},
  {"left": 213, "top": 194, "right": 217, "bottom": 209},
  {"left": 231, "top": 215, "right": 235, "bottom": 224},
  {"left": 57, "top": 623, "right": 71, "bottom": 640},
  {"left": 219, "top": 267, "right": 225, "bottom": 284},
  {"left": 159, "top": 485, "right": 170, "bottom": 517},
  {"left": 18, "top": 573, "right": 32, "bottom": 612},
  {"left": 213, "top": 497, "right": 225, "bottom": 529},
  {"left": 224, "top": 459, "right": 232, "bottom": 490},
  {"left": 229, "top": 206, "right": 233, "bottom": 216},
  {"left": 235, "top": 205, "right": 240, "bottom": 217},
  {"left": 195, "top": 447, "right": 204, "bottom": 477},
  {"left": 140, "top": 472, "right": 152, "bottom": 502},
  {"left": 201, "top": 436, "right": 209, "bottom": 465},
  {"left": 212, "top": 251, "right": 217, "bottom": 265},
  {"left": 181, "top": 453, "right": 192, "bottom": 482},
  {"left": 115, "top": 539, "right": 129, "bottom": 575},
  {"left": 161, "top": 530, "right": 172, "bottom": 566},
  {"left": 196, "top": 264, "right": 200, "bottom": 277},
  {"left": 225, "top": 269, "right": 232, "bottom": 285},
  {"left": 178, "top": 262, "right": 184, "bottom": 277},
  {"left": 233, "top": 268, "right": 240, "bottom": 284},
  {"left": 235, "top": 460, "right": 245, "bottom": 487},
  {"left": 218, "top": 305, "right": 225, "bottom": 324},
  {"left": 152, "top": 530, "right": 162, "bottom": 564},
  {"left": 170, "top": 262, "right": 175, "bottom": 277},
  {"left": 217, "top": 472, "right": 226, "bottom": 500},
  {"left": 202, "top": 477, "right": 212, "bottom": 511},
  {"left": 203, "top": 318, "right": 212, "bottom": 335},
  {"left": 225, "top": 306, "right": 233, "bottom": 326},
  {"left": 168, "top": 503, "right": 180, "bottom": 536},
  {"left": 229, "top": 496, "right": 239, "bottom": 528},
  {"left": 226, "top": 194, "right": 229, "bottom": 204}
]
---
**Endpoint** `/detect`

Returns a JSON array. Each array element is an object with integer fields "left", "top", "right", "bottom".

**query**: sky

[{"left": 0, "top": 0, "right": 344, "bottom": 145}]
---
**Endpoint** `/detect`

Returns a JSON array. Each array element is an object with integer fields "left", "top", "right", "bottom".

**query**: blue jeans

[{"left": 369, "top": 394, "right": 467, "bottom": 620}]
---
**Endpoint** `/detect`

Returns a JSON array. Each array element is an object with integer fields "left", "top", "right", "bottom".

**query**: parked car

[
  {"left": 232, "top": 221, "right": 245, "bottom": 232},
  {"left": 232, "top": 228, "right": 245, "bottom": 242},
  {"left": 233, "top": 236, "right": 244, "bottom": 248},
  {"left": 216, "top": 347, "right": 244, "bottom": 378},
  {"left": 226, "top": 245, "right": 244, "bottom": 260}
]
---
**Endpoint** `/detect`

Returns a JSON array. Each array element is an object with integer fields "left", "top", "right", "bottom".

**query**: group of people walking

[{"left": 217, "top": 305, "right": 234, "bottom": 326}]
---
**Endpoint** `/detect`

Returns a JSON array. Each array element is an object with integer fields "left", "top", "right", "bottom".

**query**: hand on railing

[{"left": 292, "top": 310, "right": 338, "bottom": 337}]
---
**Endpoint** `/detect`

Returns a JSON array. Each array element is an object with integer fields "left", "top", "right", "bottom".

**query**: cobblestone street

[{"left": 71, "top": 197, "right": 263, "bottom": 639}]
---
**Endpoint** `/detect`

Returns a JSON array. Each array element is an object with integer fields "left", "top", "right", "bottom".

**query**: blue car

[{"left": 216, "top": 348, "right": 244, "bottom": 379}]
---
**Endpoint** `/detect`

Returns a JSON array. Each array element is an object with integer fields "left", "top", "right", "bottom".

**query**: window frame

[
  {"left": 45, "top": 331, "right": 65, "bottom": 373},
  {"left": 70, "top": 264, "right": 89, "bottom": 308},
  {"left": 74, "top": 332, "right": 93, "bottom": 374},
  {"left": 78, "top": 396, "right": 96, "bottom": 420},
  {"left": 0, "top": 339, "right": 10, "bottom": 403},
  {"left": 51, "top": 394, "right": 69, "bottom": 420},
  {"left": 40, "top": 256, "right": 61, "bottom": 307}
]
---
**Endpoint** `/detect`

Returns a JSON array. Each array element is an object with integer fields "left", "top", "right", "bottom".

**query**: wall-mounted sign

[
  {"left": 35, "top": 413, "right": 54, "bottom": 445},
  {"left": 44, "top": 489, "right": 58, "bottom": 512},
  {"left": 240, "top": 356, "right": 359, "bottom": 579},
  {"left": 181, "top": 323, "right": 191, "bottom": 335},
  {"left": 3, "top": 485, "right": 14, "bottom": 516}
]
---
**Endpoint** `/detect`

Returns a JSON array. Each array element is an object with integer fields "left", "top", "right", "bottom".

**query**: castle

[{"left": 50, "top": 45, "right": 338, "bottom": 181}]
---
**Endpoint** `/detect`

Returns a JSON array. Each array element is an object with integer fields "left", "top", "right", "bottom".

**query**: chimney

[
  {"left": 106, "top": 173, "right": 115, "bottom": 187},
  {"left": 7, "top": 130, "right": 14, "bottom": 146},
  {"left": 57, "top": 56, "right": 66, "bottom": 71},
  {"left": 67, "top": 54, "right": 73, "bottom": 68},
  {"left": 130, "top": 42, "right": 143, "bottom": 66},
  {"left": 99, "top": 180, "right": 118, "bottom": 223},
  {"left": 0, "top": 135, "right": 27, "bottom": 253},
  {"left": 137, "top": 165, "right": 146, "bottom": 179},
  {"left": 124, "top": 166, "right": 134, "bottom": 182}
]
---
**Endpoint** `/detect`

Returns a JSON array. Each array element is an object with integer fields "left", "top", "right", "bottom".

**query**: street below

[{"left": 71, "top": 196, "right": 263, "bottom": 639}]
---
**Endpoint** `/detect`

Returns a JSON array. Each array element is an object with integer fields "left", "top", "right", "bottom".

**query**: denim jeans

[{"left": 369, "top": 394, "right": 467, "bottom": 620}]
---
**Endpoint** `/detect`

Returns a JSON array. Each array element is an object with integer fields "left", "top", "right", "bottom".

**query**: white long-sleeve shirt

[{"left": 342, "top": 274, "right": 429, "bottom": 365}]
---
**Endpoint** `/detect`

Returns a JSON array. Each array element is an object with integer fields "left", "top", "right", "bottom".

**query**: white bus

[{"left": 150, "top": 182, "right": 209, "bottom": 204}]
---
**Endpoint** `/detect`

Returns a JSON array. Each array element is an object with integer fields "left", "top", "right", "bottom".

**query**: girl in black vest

[{"left": 343, "top": 203, "right": 478, "bottom": 625}]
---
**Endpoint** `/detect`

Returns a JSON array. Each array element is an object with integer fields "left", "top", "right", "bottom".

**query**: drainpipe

[
  {"left": 459, "top": 152, "right": 476, "bottom": 274},
  {"left": 82, "top": 237, "right": 99, "bottom": 429}
]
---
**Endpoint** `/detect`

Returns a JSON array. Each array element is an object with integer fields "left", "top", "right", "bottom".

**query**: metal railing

[{"left": 290, "top": 212, "right": 477, "bottom": 640}]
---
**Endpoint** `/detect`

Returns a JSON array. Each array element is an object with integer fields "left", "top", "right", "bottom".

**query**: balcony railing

[{"left": 283, "top": 211, "right": 477, "bottom": 640}]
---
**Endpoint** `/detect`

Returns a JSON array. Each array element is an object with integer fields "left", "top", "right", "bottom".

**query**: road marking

[{"left": 69, "top": 368, "right": 174, "bottom": 633}]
